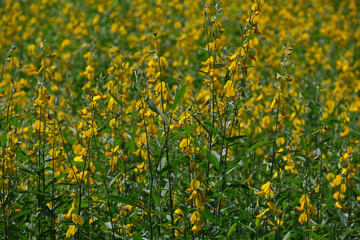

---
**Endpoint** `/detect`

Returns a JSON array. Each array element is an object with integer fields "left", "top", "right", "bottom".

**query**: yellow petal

[
  {"left": 160, "top": 57, "right": 168, "bottom": 70},
  {"left": 256, "top": 208, "right": 269, "bottom": 219},
  {"left": 330, "top": 175, "right": 342, "bottom": 188},
  {"left": 190, "top": 211, "right": 200, "bottom": 224},
  {"left": 299, "top": 212, "right": 308, "bottom": 224},
  {"left": 72, "top": 213, "right": 84, "bottom": 226},
  {"left": 66, "top": 225, "right": 77, "bottom": 238},
  {"left": 73, "top": 156, "right": 83, "bottom": 162}
]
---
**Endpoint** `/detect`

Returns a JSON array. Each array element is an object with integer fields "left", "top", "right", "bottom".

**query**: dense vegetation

[{"left": 0, "top": 0, "right": 359, "bottom": 239}]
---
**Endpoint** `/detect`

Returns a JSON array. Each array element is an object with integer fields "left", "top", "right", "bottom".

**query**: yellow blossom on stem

[
  {"left": 258, "top": 182, "right": 274, "bottom": 199},
  {"left": 66, "top": 225, "right": 77, "bottom": 238},
  {"left": 256, "top": 208, "right": 269, "bottom": 219},
  {"left": 160, "top": 56, "right": 168, "bottom": 70},
  {"left": 190, "top": 211, "right": 201, "bottom": 234},
  {"left": 72, "top": 213, "right": 84, "bottom": 226}
]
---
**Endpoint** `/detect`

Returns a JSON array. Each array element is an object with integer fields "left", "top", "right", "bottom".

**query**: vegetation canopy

[{"left": 0, "top": 0, "right": 359, "bottom": 239}]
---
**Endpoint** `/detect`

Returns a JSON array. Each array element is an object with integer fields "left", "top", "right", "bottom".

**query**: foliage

[{"left": 0, "top": 0, "right": 359, "bottom": 239}]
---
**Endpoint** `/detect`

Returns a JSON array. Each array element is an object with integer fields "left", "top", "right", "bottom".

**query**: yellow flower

[
  {"left": 190, "top": 179, "right": 200, "bottom": 190},
  {"left": 33, "top": 87, "right": 50, "bottom": 106},
  {"left": 258, "top": 182, "right": 274, "bottom": 199},
  {"left": 247, "top": 177, "right": 254, "bottom": 187},
  {"left": 66, "top": 225, "right": 77, "bottom": 238},
  {"left": 224, "top": 80, "right": 237, "bottom": 100},
  {"left": 201, "top": 56, "right": 214, "bottom": 66},
  {"left": 192, "top": 224, "right": 201, "bottom": 234},
  {"left": 72, "top": 213, "right": 84, "bottom": 226},
  {"left": 296, "top": 194, "right": 317, "bottom": 222},
  {"left": 160, "top": 57, "right": 168, "bottom": 70},
  {"left": 28, "top": 44, "right": 36, "bottom": 56},
  {"left": 267, "top": 201, "right": 282, "bottom": 215},
  {"left": 296, "top": 194, "right": 309, "bottom": 212},
  {"left": 146, "top": 123, "right": 158, "bottom": 138},
  {"left": 190, "top": 211, "right": 201, "bottom": 224},
  {"left": 339, "top": 126, "right": 350, "bottom": 137},
  {"left": 33, "top": 120, "right": 45, "bottom": 133},
  {"left": 73, "top": 156, "right": 83, "bottom": 162},
  {"left": 41, "top": 57, "right": 51, "bottom": 68},
  {"left": 298, "top": 212, "right": 308, "bottom": 224},
  {"left": 326, "top": 173, "right": 335, "bottom": 181},
  {"left": 110, "top": 156, "right": 118, "bottom": 167},
  {"left": 330, "top": 175, "right": 342, "bottom": 188},
  {"left": 190, "top": 211, "right": 201, "bottom": 234},
  {"left": 180, "top": 138, "right": 191, "bottom": 149},
  {"left": 256, "top": 208, "right": 269, "bottom": 219},
  {"left": 174, "top": 208, "right": 183, "bottom": 223},
  {"left": 8, "top": 57, "right": 19, "bottom": 69},
  {"left": 335, "top": 201, "right": 349, "bottom": 211}
]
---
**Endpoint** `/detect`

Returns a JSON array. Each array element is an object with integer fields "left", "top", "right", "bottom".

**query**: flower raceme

[
  {"left": 296, "top": 194, "right": 317, "bottom": 224},
  {"left": 190, "top": 211, "right": 201, "bottom": 234},
  {"left": 72, "top": 213, "right": 84, "bottom": 226},
  {"left": 66, "top": 225, "right": 77, "bottom": 238},
  {"left": 257, "top": 181, "right": 274, "bottom": 199},
  {"left": 159, "top": 56, "right": 168, "bottom": 70}
]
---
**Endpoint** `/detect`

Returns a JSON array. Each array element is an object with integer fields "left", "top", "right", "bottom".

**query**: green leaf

[
  {"left": 210, "top": 150, "right": 220, "bottom": 170},
  {"left": 0, "top": 84, "right": 11, "bottom": 94},
  {"left": 172, "top": 84, "right": 187, "bottom": 110},
  {"left": 202, "top": 207, "right": 215, "bottom": 222},
  {"left": 227, "top": 222, "right": 237, "bottom": 237},
  {"left": 45, "top": 173, "right": 66, "bottom": 190},
  {"left": 108, "top": 195, "right": 136, "bottom": 207},
  {"left": 309, "top": 232, "right": 328, "bottom": 240},
  {"left": 204, "top": 122, "right": 220, "bottom": 135},
  {"left": 152, "top": 191, "right": 160, "bottom": 206},
  {"left": 109, "top": 173, "right": 122, "bottom": 188},
  {"left": 104, "top": 221, "right": 113, "bottom": 229},
  {"left": 351, "top": 187, "right": 360, "bottom": 195},
  {"left": 1, "top": 132, "right": 6, "bottom": 147},
  {"left": 213, "top": 135, "right": 247, "bottom": 146},
  {"left": 10, "top": 209, "right": 32, "bottom": 220},
  {"left": 80, "top": 199, "right": 89, "bottom": 208},
  {"left": 145, "top": 97, "right": 169, "bottom": 128},
  {"left": 25, "top": 190, "right": 47, "bottom": 197},
  {"left": 283, "top": 231, "right": 291, "bottom": 240},
  {"left": 247, "top": 141, "right": 272, "bottom": 152},
  {"left": 224, "top": 135, "right": 247, "bottom": 143}
]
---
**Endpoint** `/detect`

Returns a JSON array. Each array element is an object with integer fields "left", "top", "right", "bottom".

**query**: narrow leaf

[
  {"left": 152, "top": 191, "right": 160, "bottom": 206},
  {"left": 10, "top": 209, "right": 32, "bottom": 220},
  {"left": 108, "top": 195, "right": 136, "bottom": 206},
  {"left": 104, "top": 222, "right": 113, "bottom": 229},
  {"left": 172, "top": 84, "right": 187, "bottom": 110},
  {"left": 283, "top": 231, "right": 292, "bottom": 240},
  {"left": 0, "top": 84, "right": 11, "bottom": 94},
  {"left": 109, "top": 173, "right": 122, "bottom": 188},
  {"left": 227, "top": 222, "right": 237, "bottom": 238},
  {"left": 247, "top": 141, "right": 272, "bottom": 152},
  {"left": 210, "top": 150, "right": 220, "bottom": 170},
  {"left": 1, "top": 132, "right": 6, "bottom": 147},
  {"left": 145, "top": 97, "right": 169, "bottom": 128}
]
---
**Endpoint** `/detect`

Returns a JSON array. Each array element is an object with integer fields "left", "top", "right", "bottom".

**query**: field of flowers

[{"left": 0, "top": 0, "right": 359, "bottom": 239}]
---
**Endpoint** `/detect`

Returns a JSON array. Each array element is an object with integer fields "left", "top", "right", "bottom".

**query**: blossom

[
  {"left": 190, "top": 211, "right": 201, "bottom": 234},
  {"left": 72, "top": 213, "right": 84, "bottom": 226},
  {"left": 66, "top": 225, "right": 77, "bottom": 238},
  {"left": 160, "top": 56, "right": 168, "bottom": 70},
  {"left": 33, "top": 87, "right": 50, "bottom": 106},
  {"left": 258, "top": 182, "right": 274, "bottom": 199}
]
